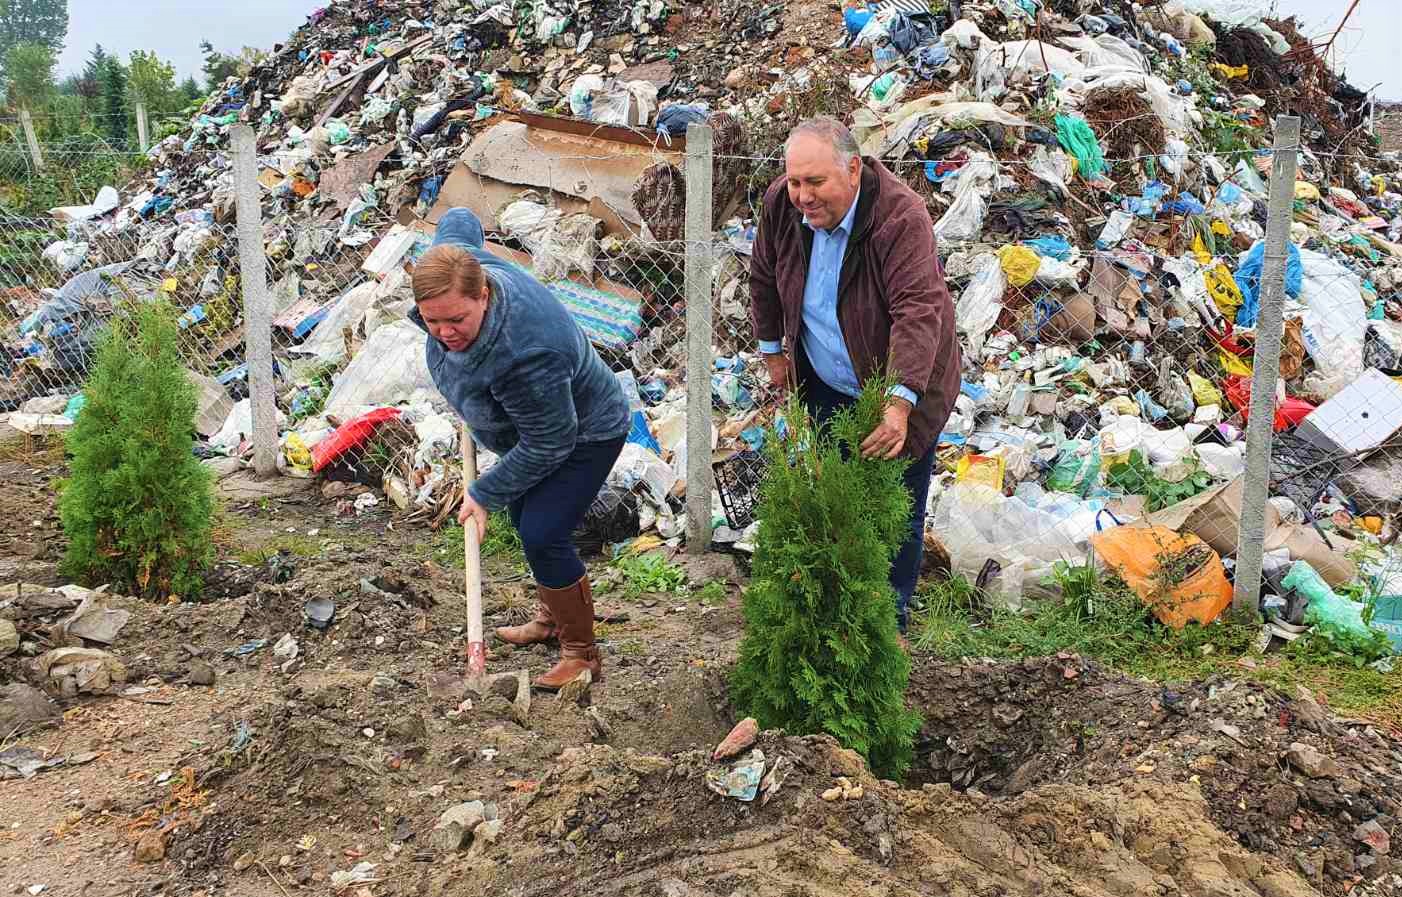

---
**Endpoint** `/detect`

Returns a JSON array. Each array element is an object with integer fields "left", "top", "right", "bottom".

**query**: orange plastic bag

[{"left": 1089, "top": 525, "right": 1233, "bottom": 628}]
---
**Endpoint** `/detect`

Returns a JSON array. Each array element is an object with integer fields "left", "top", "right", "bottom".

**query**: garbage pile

[{"left": 2, "top": 0, "right": 1400, "bottom": 644}]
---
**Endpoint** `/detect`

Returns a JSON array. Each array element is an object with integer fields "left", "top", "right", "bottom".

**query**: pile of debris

[{"left": 2, "top": 0, "right": 1400, "bottom": 649}]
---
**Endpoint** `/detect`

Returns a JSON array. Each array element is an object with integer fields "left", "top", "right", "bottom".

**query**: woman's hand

[{"left": 458, "top": 493, "right": 488, "bottom": 544}]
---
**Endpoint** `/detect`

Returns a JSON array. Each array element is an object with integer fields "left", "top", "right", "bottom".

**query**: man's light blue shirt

[{"left": 759, "top": 189, "right": 918, "bottom": 406}]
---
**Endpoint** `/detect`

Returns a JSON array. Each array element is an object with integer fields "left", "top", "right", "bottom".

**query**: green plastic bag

[
  {"left": 1282, "top": 561, "right": 1392, "bottom": 662},
  {"left": 1045, "top": 439, "right": 1101, "bottom": 497},
  {"left": 1055, "top": 114, "right": 1105, "bottom": 181}
]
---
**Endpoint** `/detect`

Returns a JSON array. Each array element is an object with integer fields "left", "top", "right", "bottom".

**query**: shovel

[
  {"left": 424, "top": 426, "right": 531, "bottom": 719},
  {"left": 461, "top": 425, "right": 487, "bottom": 691}
]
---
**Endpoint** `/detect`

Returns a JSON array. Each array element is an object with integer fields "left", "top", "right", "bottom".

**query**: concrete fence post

[
  {"left": 229, "top": 124, "right": 279, "bottom": 478},
  {"left": 1232, "top": 115, "right": 1301, "bottom": 613},
  {"left": 684, "top": 123, "right": 715, "bottom": 554}
]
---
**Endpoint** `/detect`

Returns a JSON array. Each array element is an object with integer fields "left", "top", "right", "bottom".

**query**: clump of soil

[{"left": 910, "top": 656, "right": 1402, "bottom": 893}]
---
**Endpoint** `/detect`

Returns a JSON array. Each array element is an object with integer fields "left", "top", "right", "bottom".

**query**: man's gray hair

[{"left": 785, "top": 117, "right": 861, "bottom": 167}]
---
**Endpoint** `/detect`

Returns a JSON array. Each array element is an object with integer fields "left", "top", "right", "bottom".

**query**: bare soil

[{"left": 2, "top": 441, "right": 1400, "bottom": 897}]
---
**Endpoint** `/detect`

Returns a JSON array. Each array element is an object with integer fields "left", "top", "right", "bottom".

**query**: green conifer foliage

[
  {"left": 59, "top": 301, "right": 213, "bottom": 599},
  {"left": 730, "top": 379, "right": 922, "bottom": 779}
]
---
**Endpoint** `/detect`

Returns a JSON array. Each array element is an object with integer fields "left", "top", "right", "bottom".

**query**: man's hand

[
  {"left": 458, "top": 493, "right": 488, "bottom": 545},
  {"left": 860, "top": 398, "right": 911, "bottom": 460},
  {"left": 763, "top": 352, "right": 793, "bottom": 395}
]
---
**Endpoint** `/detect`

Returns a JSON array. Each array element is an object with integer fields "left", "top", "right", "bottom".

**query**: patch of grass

[
  {"left": 912, "top": 566, "right": 1402, "bottom": 729},
  {"left": 236, "top": 534, "right": 324, "bottom": 566},
  {"left": 611, "top": 552, "right": 687, "bottom": 600},
  {"left": 689, "top": 580, "right": 729, "bottom": 606},
  {"left": 433, "top": 512, "right": 525, "bottom": 567}
]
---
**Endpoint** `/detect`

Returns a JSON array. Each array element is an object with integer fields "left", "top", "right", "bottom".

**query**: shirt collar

[{"left": 803, "top": 186, "right": 861, "bottom": 237}]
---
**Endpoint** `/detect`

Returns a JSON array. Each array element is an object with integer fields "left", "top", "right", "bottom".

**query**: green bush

[
  {"left": 59, "top": 301, "right": 213, "bottom": 598},
  {"left": 730, "top": 380, "right": 921, "bottom": 779}
]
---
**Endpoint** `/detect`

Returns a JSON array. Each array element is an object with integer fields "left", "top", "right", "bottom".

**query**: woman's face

[{"left": 418, "top": 283, "right": 490, "bottom": 352}]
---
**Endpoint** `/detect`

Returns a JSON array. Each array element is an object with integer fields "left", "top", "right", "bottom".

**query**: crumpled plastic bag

[
  {"left": 569, "top": 75, "right": 657, "bottom": 126},
  {"left": 499, "top": 199, "right": 600, "bottom": 283},
  {"left": 42, "top": 240, "right": 89, "bottom": 271},
  {"left": 1294, "top": 247, "right": 1367, "bottom": 397},
  {"left": 323, "top": 320, "right": 443, "bottom": 419},
  {"left": 954, "top": 253, "right": 1005, "bottom": 357},
  {"left": 998, "top": 244, "right": 1040, "bottom": 288},
  {"left": 1055, "top": 114, "right": 1105, "bottom": 181},
  {"left": 1233, "top": 239, "right": 1302, "bottom": 327},
  {"left": 1204, "top": 263, "right": 1243, "bottom": 319},
  {"left": 1028, "top": 146, "right": 1072, "bottom": 197},
  {"left": 932, "top": 153, "right": 996, "bottom": 243}
]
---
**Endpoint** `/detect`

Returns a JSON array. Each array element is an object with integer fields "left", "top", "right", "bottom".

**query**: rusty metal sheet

[
  {"left": 453, "top": 120, "right": 680, "bottom": 230},
  {"left": 319, "top": 142, "right": 395, "bottom": 210},
  {"left": 513, "top": 110, "right": 683, "bottom": 151}
]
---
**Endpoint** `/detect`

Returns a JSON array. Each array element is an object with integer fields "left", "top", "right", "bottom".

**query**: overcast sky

[
  {"left": 57, "top": 0, "right": 323, "bottom": 84},
  {"left": 55, "top": 0, "right": 1397, "bottom": 100}
]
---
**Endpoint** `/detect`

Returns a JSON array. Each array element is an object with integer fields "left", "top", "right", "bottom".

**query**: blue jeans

[
  {"left": 796, "top": 345, "right": 936, "bottom": 632},
  {"left": 507, "top": 437, "right": 626, "bottom": 588}
]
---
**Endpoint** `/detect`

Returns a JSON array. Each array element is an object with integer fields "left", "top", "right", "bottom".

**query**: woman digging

[{"left": 410, "top": 208, "right": 630, "bottom": 689}]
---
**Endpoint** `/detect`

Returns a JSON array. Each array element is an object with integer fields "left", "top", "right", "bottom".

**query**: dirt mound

[
  {"left": 1083, "top": 85, "right": 1168, "bottom": 171},
  {"left": 911, "top": 656, "right": 1402, "bottom": 893},
  {"left": 422, "top": 732, "right": 1315, "bottom": 897}
]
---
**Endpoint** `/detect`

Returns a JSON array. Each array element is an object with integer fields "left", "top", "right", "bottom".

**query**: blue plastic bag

[
  {"left": 1024, "top": 235, "right": 1072, "bottom": 260},
  {"left": 1233, "top": 240, "right": 1302, "bottom": 327}
]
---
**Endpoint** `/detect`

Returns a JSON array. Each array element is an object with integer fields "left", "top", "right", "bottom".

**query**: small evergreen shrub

[
  {"left": 59, "top": 300, "right": 213, "bottom": 598},
  {"left": 729, "top": 379, "right": 922, "bottom": 779}
]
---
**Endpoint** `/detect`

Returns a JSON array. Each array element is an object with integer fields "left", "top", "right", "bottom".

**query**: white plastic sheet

[
  {"left": 50, "top": 186, "right": 120, "bottom": 223},
  {"left": 931, "top": 482, "right": 1082, "bottom": 610},
  {"left": 1061, "top": 34, "right": 1148, "bottom": 72},
  {"left": 290, "top": 280, "right": 394, "bottom": 364},
  {"left": 1179, "top": 0, "right": 1270, "bottom": 26},
  {"left": 323, "top": 319, "right": 443, "bottom": 419},
  {"left": 1293, "top": 247, "right": 1368, "bottom": 398},
  {"left": 211, "top": 399, "right": 288, "bottom": 454},
  {"left": 954, "top": 253, "right": 1005, "bottom": 357}
]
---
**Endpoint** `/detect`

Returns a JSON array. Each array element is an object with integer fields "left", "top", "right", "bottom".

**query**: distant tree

[
  {"left": 127, "top": 50, "right": 176, "bottom": 112},
  {"left": 0, "top": 0, "right": 68, "bottom": 65},
  {"left": 99, "top": 55, "right": 127, "bottom": 147},
  {"left": 199, "top": 40, "right": 237, "bottom": 93},
  {"left": 178, "top": 75, "right": 201, "bottom": 104},
  {"left": 74, "top": 43, "right": 106, "bottom": 101},
  {"left": 4, "top": 40, "right": 55, "bottom": 111}
]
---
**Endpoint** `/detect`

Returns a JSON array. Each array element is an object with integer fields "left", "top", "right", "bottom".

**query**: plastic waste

[
  {"left": 998, "top": 244, "right": 1040, "bottom": 288},
  {"left": 1045, "top": 439, "right": 1101, "bottom": 497},
  {"left": 932, "top": 154, "right": 995, "bottom": 243},
  {"left": 1234, "top": 239, "right": 1302, "bottom": 327},
  {"left": 1054, "top": 114, "right": 1105, "bottom": 181},
  {"left": 1283, "top": 561, "right": 1389, "bottom": 658},
  {"left": 1091, "top": 526, "right": 1233, "bottom": 628},
  {"left": 953, "top": 253, "right": 1005, "bottom": 356}
]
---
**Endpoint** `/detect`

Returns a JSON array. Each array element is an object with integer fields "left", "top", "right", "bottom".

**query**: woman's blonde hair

[{"left": 412, "top": 244, "right": 487, "bottom": 303}]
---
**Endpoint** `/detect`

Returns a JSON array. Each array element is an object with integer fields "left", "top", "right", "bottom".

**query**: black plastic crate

[{"left": 713, "top": 449, "right": 768, "bottom": 529}]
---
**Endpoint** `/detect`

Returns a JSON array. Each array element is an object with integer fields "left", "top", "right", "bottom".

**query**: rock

[
  {"left": 0, "top": 619, "right": 18, "bottom": 655},
  {"left": 134, "top": 831, "right": 165, "bottom": 863},
  {"left": 0, "top": 683, "right": 60, "bottom": 736},
  {"left": 1285, "top": 742, "right": 1339, "bottom": 779},
  {"left": 1355, "top": 820, "right": 1391, "bottom": 855},
  {"left": 187, "top": 661, "right": 215, "bottom": 686},
  {"left": 599, "top": 822, "right": 624, "bottom": 843},
  {"left": 429, "top": 801, "right": 486, "bottom": 852},
  {"left": 821, "top": 787, "right": 843, "bottom": 801},
  {"left": 232, "top": 851, "right": 255, "bottom": 872},
  {"left": 387, "top": 713, "right": 428, "bottom": 743},
  {"left": 490, "top": 676, "right": 518, "bottom": 701},
  {"left": 712, "top": 717, "right": 759, "bottom": 761},
  {"left": 470, "top": 819, "right": 503, "bottom": 853},
  {"left": 557, "top": 669, "right": 592, "bottom": 706}
]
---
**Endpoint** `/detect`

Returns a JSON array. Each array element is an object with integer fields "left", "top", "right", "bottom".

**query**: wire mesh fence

[{"left": 2, "top": 132, "right": 1401, "bottom": 617}]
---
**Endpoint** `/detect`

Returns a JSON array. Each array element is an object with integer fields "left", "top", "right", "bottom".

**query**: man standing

[{"left": 750, "top": 117, "right": 961, "bottom": 633}]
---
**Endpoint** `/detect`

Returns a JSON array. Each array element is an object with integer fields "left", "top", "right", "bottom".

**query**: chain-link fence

[{"left": 3, "top": 122, "right": 1401, "bottom": 620}]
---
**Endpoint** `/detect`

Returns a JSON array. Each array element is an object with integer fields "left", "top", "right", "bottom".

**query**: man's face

[
  {"left": 418, "top": 283, "right": 489, "bottom": 352},
  {"left": 785, "top": 134, "right": 861, "bottom": 231}
]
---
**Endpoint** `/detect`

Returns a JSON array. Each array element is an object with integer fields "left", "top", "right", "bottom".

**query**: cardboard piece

[
  {"left": 1140, "top": 476, "right": 1358, "bottom": 588},
  {"left": 186, "top": 370, "right": 235, "bottom": 439}
]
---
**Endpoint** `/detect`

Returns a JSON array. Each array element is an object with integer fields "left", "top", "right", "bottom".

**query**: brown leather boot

[
  {"left": 532, "top": 576, "right": 603, "bottom": 690},
  {"left": 494, "top": 588, "right": 558, "bottom": 646}
]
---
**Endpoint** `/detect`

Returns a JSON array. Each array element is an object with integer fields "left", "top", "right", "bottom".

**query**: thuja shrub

[
  {"left": 59, "top": 301, "right": 213, "bottom": 598},
  {"left": 730, "top": 379, "right": 921, "bottom": 779}
]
